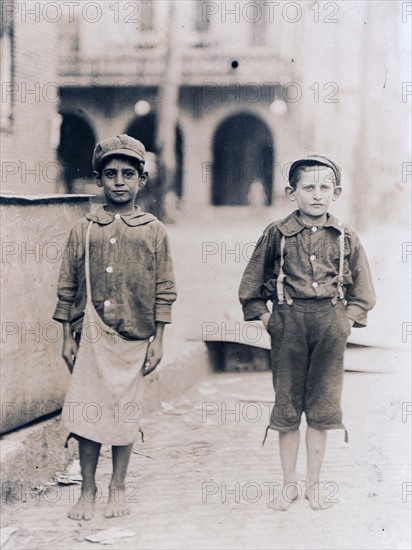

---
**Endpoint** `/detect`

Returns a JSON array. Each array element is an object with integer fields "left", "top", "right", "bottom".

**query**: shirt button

[
  {"left": 311, "top": 226, "right": 318, "bottom": 232},
  {"left": 109, "top": 238, "right": 117, "bottom": 244},
  {"left": 310, "top": 255, "right": 316, "bottom": 261},
  {"left": 104, "top": 300, "right": 111, "bottom": 307},
  {"left": 106, "top": 266, "right": 113, "bottom": 273},
  {"left": 312, "top": 282, "right": 318, "bottom": 288},
  {"left": 114, "top": 213, "right": 121, "bottom": 219}
]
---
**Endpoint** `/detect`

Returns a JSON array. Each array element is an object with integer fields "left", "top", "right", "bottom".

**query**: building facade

[{"left": 57, "top": 0, "right": 410, "bottom": 227}]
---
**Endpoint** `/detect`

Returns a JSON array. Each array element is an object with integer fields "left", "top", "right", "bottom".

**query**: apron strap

[{"left": 85, "top": 221, "right": 93, "bottom": 304}]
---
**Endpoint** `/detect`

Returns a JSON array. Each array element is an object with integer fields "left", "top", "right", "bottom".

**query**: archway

[
  {"left": 126, "top": 113, "right": 156, "bottom": 153},
  {"left": 125, "top": 116, "right": 183, "bottom": 215},
  {"left": 212, "top": 113, "right": 274, "bottom": 205},
  {"left": 125, "top": 116, "right": 183, "bottom": 198},
  {"left": 58, "top": 114, "right": 96, "bottom": 193}
]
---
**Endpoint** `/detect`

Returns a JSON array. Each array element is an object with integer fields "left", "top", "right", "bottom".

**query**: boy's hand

[
  {"left": 62, "top": 336, "right": 78, "bottom": 373},
  {"left": 259, "top": 312, "right": 271, "bottom": 330},
  {"left": 143, "top": 336, "right": 163, "bottom": 377}
]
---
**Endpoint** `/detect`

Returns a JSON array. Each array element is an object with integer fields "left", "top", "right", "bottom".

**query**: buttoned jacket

[
  {"left": 239, "top": 210, "right": 376, "bottom": 327},
  {"left": 53, "top": 206, "right": 177, "bottom": 339}
]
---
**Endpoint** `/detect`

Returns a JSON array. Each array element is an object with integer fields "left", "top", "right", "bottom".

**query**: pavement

[
  {"left": 1, "top": 346, "right": 410, "bottom": 549},
  {"left": 1, "top": 206, "right": 411, "bottom": 548}
]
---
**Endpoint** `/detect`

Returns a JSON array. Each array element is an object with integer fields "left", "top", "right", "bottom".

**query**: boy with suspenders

[{"left": 239, "top": 154, "right": 375, "bottom": 511}]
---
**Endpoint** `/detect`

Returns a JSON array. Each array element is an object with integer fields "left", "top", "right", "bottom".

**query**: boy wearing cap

[
  {"left": 239, "top": 154, "right": 375, "bottom": 511},
  {"left": 53, "top": 135, "right": 177, "bottom": 520}
]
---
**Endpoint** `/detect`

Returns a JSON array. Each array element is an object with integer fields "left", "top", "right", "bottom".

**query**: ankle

[{"left": 81, "top": 481, "right": 97, "bottom": 499}]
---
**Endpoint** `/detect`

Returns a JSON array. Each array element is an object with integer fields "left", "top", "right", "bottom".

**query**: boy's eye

[
  {"left": 303, "top": 186, "right": 313, "bottom": 191},
  {"left": 105, "top": 171, "right": 115, "bottom": 178},
  {"left": 123, "top": 171, "right": 136, "bottom": 179}
]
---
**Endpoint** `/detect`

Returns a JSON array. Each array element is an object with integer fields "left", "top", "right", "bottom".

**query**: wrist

[{"left": 259, "top": 312, "right": 271, "bottom": 323}]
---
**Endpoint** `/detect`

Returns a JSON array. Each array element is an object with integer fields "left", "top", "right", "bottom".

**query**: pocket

[
  {"left": 339, "top": 306, "right": 352, "bottom": 335},
  {"left": 266, "top": 311, "right": 275, "bottom": 336}
]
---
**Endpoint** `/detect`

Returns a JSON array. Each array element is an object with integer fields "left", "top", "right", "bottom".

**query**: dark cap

[
  {"left": 289, "top": 152, "right": 341, "bottom": 186},
  {"left": 93, "top": 134, "right": 146, "bottom": 172}
]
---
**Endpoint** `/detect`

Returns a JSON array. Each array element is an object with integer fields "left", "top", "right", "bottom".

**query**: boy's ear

[
  {"left": 94, "top": 171, "right": 103, "bottom": 187},
  {"left": 139, "top": 171, "right": 148, "bottom": 187},
  {"left": 285, "top": 186, "right": 296, "bottom": 202},
  {"left": 332, "top": 185, "right": 342, "bottom": 201}
]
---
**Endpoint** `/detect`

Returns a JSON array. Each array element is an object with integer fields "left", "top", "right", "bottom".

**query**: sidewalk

[{"left": 1, "top": 346, "right": 410, "bottom": 549}]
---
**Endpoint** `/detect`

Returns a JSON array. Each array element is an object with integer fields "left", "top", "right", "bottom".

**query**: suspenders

[{"left": 276, "top": 226, "right": 345, "bottom": 305}]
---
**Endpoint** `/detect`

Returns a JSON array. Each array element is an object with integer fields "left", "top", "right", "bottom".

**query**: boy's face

[
  {"left": 285, "top": 167, "right": 341, "bottom": 221},
  {"left": 95, "top": 157, "right": 147, "bottom": 206}
]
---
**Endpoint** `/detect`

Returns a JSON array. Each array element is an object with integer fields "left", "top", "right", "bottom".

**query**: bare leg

[
  {"left": 305, "top": 427, "right": 332, "bottom": 510},
  {"left": 268, "top": 429, "right": 300, "bottom": 511},
  {"left": 69, "top": 437, "right": 101, "bottom": 520},
  {"left": 104, "top": 444, "right": 133, "bottom": 518}
]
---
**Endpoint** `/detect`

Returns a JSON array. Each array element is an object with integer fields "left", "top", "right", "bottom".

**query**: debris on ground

[
  {"left": 85, "top": 528, "right": 135, "bottom": 545},
  {"left": 56, "top": 459, "right": 82, "bottom": 485}
]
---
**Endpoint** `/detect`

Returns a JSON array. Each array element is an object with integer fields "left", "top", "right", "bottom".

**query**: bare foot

[
  {"left": 305, "top": 482, "right": 336, "bottom": 511},
  {"left": 104, "top": 485, "right": 130, "bottom": 518},
  {"left": 267, "top": 483, "right": 301, "bottom": 512},
  {"left": 68, "top": 484, "right": 97, "bottom": 521}
]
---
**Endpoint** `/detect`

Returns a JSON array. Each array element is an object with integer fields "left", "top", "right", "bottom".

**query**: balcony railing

[{"left": 59, "top": 48, "right": 293, "bottom": 86}]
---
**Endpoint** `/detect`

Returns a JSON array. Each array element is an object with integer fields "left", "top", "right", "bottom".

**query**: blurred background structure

[{"left": 1, "top": 0, "right": 410, "bottom": 226}]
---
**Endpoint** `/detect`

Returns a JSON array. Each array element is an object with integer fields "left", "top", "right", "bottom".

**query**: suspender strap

[
  {"left": 337, "top": 228, "right": 345, "bottom": 300},
  {"left": 276, "top": 236, "right": 286, "bottom": 304},
  {"left": 85, "top": 221, "right": 93, "bottom": 304},
  {"left": 277, "top": 226, "right": 345, "bottom": 305}
]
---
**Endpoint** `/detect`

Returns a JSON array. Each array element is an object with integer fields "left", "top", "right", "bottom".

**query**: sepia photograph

[{"left": 0, "top": 0, "right": 411, "bottom": 548}]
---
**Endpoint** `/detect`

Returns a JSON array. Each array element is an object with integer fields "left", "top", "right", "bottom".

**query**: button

[
  {"left": 109, "top": 238, "right": 117, "bottom": 244},
  {"left": 104, "top": 300, "right": 111, "bottom": 307},
  {"left": 114, "top": 213, "right": 120, "bottom": 219},
  {"left": 106, "top": 266, "right": 113, "bottom": 273},
  {"left": 310, "top": 255, "right": 316, "bottom": 261},
  {"left": 312, "top": 282, "right": 318, "bottom": 288},
  {"left": 311, "top": 226, "right": 318, "bottom": 232}
]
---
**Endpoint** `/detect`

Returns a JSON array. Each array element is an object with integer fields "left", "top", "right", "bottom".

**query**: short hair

[
  {"left": 98, "top": 154, "right": 146, "bottom": 176},
  {"left": 289, "top": 161, "right": 336, "bottom": 189}
]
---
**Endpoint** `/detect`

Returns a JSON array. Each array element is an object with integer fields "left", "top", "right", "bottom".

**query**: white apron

[{"left": 62, "top": 221, "right": 149, "bottom": 445}]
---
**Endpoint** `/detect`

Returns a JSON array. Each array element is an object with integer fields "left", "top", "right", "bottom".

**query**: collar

[
  {"left": 278, "top": 210, "right": 343, "bottom": 236},
  {"left": 86, "top": 205, "right": 157, "bottom": 227}
]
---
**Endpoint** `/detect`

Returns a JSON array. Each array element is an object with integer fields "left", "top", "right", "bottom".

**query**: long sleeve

[
  {"left": 239, "top": 231, "right": 273, "bottom": 321},
  {"left": 345, "top": 232, "right": 376, "bottom": 327},
  {"left": 154, "top": 224, "right": 177, "bottom": 323},
  {"left": 52, "top": 224, "right": 82, "bottom": 323}
]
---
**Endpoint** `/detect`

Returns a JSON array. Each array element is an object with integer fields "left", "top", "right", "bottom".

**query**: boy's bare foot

[
  {"left": 267, "top": 483, "right": 300, "bottom": 512},
  {"left": 305, "top": 482, "right": 334, "bottom": 511},
  {"left": 68, "top": 484, "right": 97, "bottom": 521},
  {"left": 104, "top": 485, "right": 130, "bottom": 518}
]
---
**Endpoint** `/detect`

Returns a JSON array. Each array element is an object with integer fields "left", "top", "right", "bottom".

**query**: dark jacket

[{"left": 239, "top": 210, "right": 375, "bottom": 327}]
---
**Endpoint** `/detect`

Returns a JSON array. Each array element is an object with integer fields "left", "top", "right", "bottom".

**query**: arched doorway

[
  {"left": 58, "top": 114, "right": 96, "bottom": 193},
  {"left": 212, "top": 113, "right": 274, "bottom": 205},
  {"left": 125, "top": 116, "right": 183, "bottom": 214},
  {"left": 126, "top": 113, "right": 156, "bottom": 153},
  {"left": 125, "top": 116, "right": 183, "bottom": 198}
]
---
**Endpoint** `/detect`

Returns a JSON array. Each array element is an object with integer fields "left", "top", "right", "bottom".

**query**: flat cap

[
  {"left": 93, "top": 134, "right": 146, "bottom": 172},
  {"left": 289, "top": 152, "right": 341, "bottom": 186}
]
